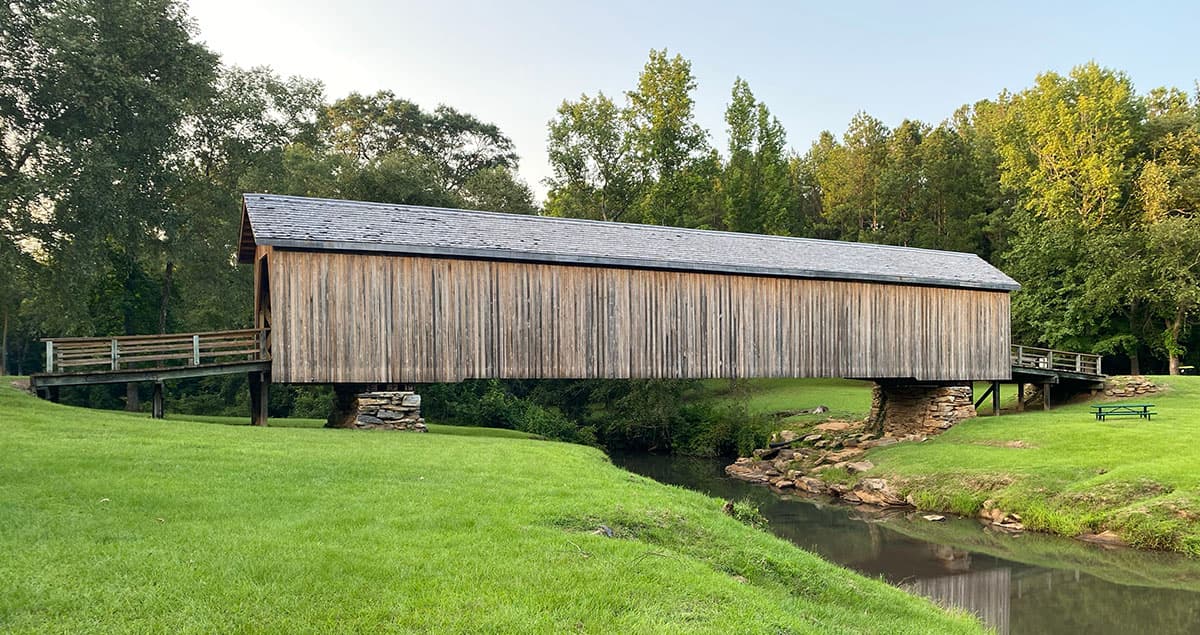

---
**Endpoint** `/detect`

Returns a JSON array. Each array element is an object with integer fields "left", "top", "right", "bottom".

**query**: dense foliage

[{"left": 3, "top": 1, "right": 1199, "bottom": 448}]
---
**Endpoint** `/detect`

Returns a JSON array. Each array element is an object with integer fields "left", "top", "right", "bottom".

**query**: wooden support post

[
  {"left": 45, "top": 340, "right": 54, "bottom": 373},
  {"left": 192, "top": 335, "right": 200, "bottom": 366},
  {"left": 1017, "top": 383, "right": 1025, "bottom": 412},
  {"left": 152, "top": 382, "right": 165, "bottom": 419},
  {"left": 249, "top": 371, "right": 269, "bottom": 426},
  {"left": 111, "top": 339, "right": 119, "bottom": 370},
  {"left": 991, "top": 380, "right": 1000, "bottom": 417},
  {"left": 1043, "top": 383, "right": 1051, "bottom": 410}
]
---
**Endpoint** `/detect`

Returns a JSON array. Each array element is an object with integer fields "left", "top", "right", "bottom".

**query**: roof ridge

[
  {"left": 240, "top": 193, "right": 1020, "bottom": 291},
  {"left": 244, "top": 193, "right": 983, "bottom": 260}
]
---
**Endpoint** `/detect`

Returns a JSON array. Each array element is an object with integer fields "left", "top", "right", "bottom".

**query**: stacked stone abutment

[
  {"left": 326, "top": 388, "right": 427, "bottom": 431},
  {"left": 867, "top": 383, "right": 975, "bottom": 437}
]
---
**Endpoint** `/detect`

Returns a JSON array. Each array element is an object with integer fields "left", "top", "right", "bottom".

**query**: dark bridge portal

[{"left": 237, "top": 194, "right": 1019, "bottom": 385}]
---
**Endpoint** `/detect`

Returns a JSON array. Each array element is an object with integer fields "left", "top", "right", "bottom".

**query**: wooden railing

[
  {"left": 1011, "top": 345, "right": 1102, "bottom": 376},
  {"left": 42, "top": 329, "right": 269, "bottom": 374}
]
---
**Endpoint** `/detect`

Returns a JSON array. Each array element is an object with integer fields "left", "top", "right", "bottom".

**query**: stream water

[{"left": 611, "top": 453, "right": 1200, "bottom": 634}]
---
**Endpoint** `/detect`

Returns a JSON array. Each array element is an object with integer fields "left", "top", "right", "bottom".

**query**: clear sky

[{"left": 188, "top": 0, "right": 1199, "bottom": 200}]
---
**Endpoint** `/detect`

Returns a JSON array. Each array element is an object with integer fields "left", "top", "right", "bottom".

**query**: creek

[{"left": 612, "top": 453, "right": 1200, "bottom": 634}]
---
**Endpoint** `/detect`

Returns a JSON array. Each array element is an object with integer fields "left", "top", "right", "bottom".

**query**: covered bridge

[{"left": 237, "top": 194, "right": 1019, "bottom": 387}]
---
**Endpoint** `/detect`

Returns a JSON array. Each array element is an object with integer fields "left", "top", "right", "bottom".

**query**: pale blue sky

[{"left": 188, "top": 0, "right": 1199, "bottom": 199}]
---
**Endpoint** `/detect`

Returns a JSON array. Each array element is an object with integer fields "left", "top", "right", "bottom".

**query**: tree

[
  {"left": 320, "top": 92, "right": 522, "bottom": 195},
  {"left": 170, "top": 66, "right": 326, "bottom": 331},
  {"left": 1134, "top": 87, "right": 1200, "bottom": 373},
  {"left": 997, "top": 64, "right": 1147, "bottom": 360},
  {"left": 2, "top": 0, "right": 217, "bottom": 410},
  {"left": 814, "top": 113, "right": 890, "bottom": 241},
  {"left": 545, "top": 92, "right": 639, "bottom": 221},
  {"left": 996, "top": 63, "right": 1142, "bottom": 228},
  {"left": 625, "top": 50, "right": 712, "bottom": 227},
  {"left": 721, "top": 78, "right": 790, "bottom": 234}
]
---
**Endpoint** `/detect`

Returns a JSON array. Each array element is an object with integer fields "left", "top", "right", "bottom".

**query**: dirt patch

[
  {"left": 9, "top": 378, "right": 31, "bottom": 393},
  {"left": 972, "top": 439, "right": 1036, "bottom": 449}
]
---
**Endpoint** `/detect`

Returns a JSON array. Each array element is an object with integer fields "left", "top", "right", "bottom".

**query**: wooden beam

[
  {"left": 152, "top": 382, "right": 165, "bottom": 419},
  {"left": 30, "top": 361, "right": 270, "bottom": 388},
  {"left": 249, "top": 371, "right": 269, "bottom": 426},
  {"left": 991, "top": 380, "right": 1000, "bottom": 417},
  {"left": 974, "top": 382, "right": 996, "bottom": 410},
  {"left": 1043, "top": 383, "right": 1052, "bottom": 410},
  {"left": 1017, "top": 383, "right": 1025, "bottom": 412}
]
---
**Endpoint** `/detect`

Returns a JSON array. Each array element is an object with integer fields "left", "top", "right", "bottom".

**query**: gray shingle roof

[{"left": 239, "top": 193, "right": 1019, "bottom": 292}]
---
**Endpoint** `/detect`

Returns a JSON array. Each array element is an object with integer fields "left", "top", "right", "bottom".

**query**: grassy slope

[
  {"left": 709, "top": 376, "right": 1200, "bottom": 555},
  {"left": 868, "top": 376, "right": 1200, "bottom": 554},
  {"left": 0, "top": 380, "right": 977, "bottom": 634}
]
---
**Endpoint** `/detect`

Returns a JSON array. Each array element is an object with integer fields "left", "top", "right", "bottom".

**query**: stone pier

[
  {"left": 326, "top": 386, "right": 427, "bottom": 431},
  {"left": 866, "top": 383, "right": 975, "bottom": 437}
]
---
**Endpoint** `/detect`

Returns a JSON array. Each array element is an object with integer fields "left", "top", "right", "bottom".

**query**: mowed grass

[
  {"left": 865, "top": 376, "right": 1200, "bottom": 554},
  {"left": 0, "top": 380, "right": 979, "bottom": 634},
  {"left": 700, "top": 378, "right": 874, "bottom": 425}
]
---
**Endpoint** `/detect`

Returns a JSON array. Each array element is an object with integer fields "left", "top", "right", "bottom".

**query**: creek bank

[{"left": 725, "top": 380, "right": 1175, "bottom": 551}]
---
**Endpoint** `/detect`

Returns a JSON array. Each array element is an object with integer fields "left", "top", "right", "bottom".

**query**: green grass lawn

[
  {"left": 0, "top": 379, "right": 978, "bottom": 634},
  {"left": 863, "top": 376, "right": 1200, "bottom": 555},
  {"left": 699, "top": 378, "right": 874, "bottom": 425},
  {"left": 149, "top": 412, "right": 544, "bottom": 439}
]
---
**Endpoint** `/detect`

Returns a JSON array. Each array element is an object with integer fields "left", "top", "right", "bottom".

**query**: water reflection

[{"left": 612, "top": 453, "right": 1200, "bottom": 635}]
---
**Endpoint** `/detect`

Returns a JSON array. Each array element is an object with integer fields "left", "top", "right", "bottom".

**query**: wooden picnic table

[{"left": 1091, "top": 403, "right": 1156, "bottom": 421}]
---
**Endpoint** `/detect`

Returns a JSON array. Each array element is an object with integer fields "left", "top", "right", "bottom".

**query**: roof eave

[{"left": 258, "top": 238, "right": 1022, "bottom": 292}]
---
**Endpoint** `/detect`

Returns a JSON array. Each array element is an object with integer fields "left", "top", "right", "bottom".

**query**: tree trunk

[
  {"left": 1129, "top": 352, "right": 1140, "bottom": 376},
  {"left": 1, "top": 307, "right": 8, "bottom": 377},
  {"left": 126, "top": 382, "right": 140, "bottom": 412},
  {"left": 159, "top": 261, "right": 174, "bottom": 334},
  {"left": 1168, "top": 309, "right": 1185, "bottom": 376}
]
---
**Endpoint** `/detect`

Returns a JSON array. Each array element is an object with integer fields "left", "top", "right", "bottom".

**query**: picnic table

[{"left": 1091, "top": 403, "right": 1156, "bottom": 421}]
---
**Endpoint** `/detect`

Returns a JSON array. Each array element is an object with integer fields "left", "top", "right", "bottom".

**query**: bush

[{"left": 727, "top": 499, "right": 768, "bottom": 529}]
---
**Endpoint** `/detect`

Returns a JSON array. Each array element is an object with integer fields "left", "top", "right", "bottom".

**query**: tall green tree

[
  {"left": 3, "top": 0, "right": 216, "bottom": 409},
  {"left": 544, "top": 93, "right": 639, "bottom": 221},
  {"left": 997, "top": 64, "right": 1146, "bottom": 358},
  {"left": 814, "top": 113, "right": 890, "bottom": 241},
  {"left": 625, "top": 50, "right": 712, "bottom": 227},
  {"left": 721, "top": 78, "right": 790, "bottom": 234}
]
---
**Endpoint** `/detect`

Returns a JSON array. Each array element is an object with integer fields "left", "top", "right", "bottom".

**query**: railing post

[
  {"left": 45, "top": 341, "right": 54, "bottom": 373},
  {"left": 192, "top": 335, "right": 201, "bottom": 366},
  {"left": 110, "top": 339, "right": 119, "bottom": 371},
  {"left": 1096, "top": 356, "right": 1102, "bottom": 376},
  {"left": 1047, "top": 350, "right": 1053, "bottom": 370},
  {"left": 1075, "top": 355, "right": 1081, "bottom": 373}
]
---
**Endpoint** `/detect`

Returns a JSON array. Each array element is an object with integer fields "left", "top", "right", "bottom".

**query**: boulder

[
  {"left": 775, "top": 429, "right": 801, "bottom": 444},
  {"left": 845, "top": 460, "right": 875, "bottom": 474},
  {"left": 851, "top": 478, "right": 907, "bottom": 507},
  {"left": 794, "top": 476, "right": 830, "bottom": 495}
]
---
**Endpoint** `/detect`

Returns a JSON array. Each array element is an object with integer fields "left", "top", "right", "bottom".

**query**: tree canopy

[{"left": 4, "top": 4, "right": 1200, "bottom": 405}]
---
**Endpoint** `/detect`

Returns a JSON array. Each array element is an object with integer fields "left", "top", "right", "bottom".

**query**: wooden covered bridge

[{"left": 32, "top": 193, "right": 1098, "bottom": 424}]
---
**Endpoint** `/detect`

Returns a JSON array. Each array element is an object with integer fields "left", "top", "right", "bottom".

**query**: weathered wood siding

[{"left": 267, "top": 249, "right": 1011, "bottom": 384}]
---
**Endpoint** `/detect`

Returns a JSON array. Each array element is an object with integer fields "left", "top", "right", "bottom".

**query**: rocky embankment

[
  {"left": 726, "top": 419, "right": 911, "bottom": 505},
  {"left": 725, "top": 419, "right": 1034, "bottom": 531}
]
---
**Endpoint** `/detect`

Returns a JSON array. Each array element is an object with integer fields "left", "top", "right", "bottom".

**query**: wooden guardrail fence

[
  {"left": 1010, "top": 345, "right": 1102, "bottom": 376},
  {"left": 42, "top": 328, "right": 269, "bottom": 374}
]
